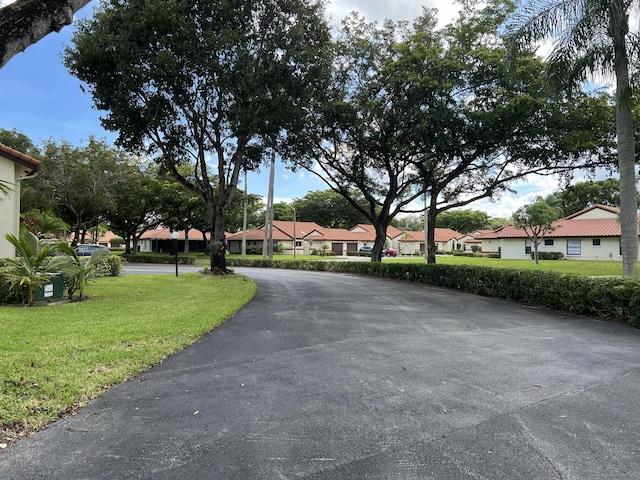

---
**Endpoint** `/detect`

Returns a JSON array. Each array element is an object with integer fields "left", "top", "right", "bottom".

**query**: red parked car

[{"left": 382, "top": 248, "right": 398, "bottom": 257}]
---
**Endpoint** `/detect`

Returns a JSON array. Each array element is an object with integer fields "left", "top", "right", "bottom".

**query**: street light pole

[{"left": 171, "top": 231, "right": 179, "bottom": 277}]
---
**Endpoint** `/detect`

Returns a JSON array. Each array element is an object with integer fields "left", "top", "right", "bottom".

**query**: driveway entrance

[{"left": 2, "top": 267, "right": 639, "bottom": 479}]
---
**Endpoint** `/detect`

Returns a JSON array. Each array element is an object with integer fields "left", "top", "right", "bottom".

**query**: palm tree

[
  {"left": 3, "top": 229, "right": 57, "bottom": 305},
  {"left": 50, "top": 243, "right": 112, "bottom": 300},
  {"left": 508, "top": 0, "right": 639, "bottom": 278}
]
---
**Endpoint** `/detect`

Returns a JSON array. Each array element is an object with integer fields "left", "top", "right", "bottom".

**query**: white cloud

[{"left": 325, "top": 0, "right": 460, "bottom": 28}]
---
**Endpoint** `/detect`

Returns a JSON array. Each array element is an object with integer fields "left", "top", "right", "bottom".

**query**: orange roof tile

[
  {"left": 398, "top": 228, "right": 463, "bottom": 243},
  {"left": 139, "top": 228, "right": 211, "bottom": 240},
  {"left": 479, "top": 217, "right": 634, "bottom": 239},
  {"left": 0, "top": 143, "right": 41, "bottom": 171}
]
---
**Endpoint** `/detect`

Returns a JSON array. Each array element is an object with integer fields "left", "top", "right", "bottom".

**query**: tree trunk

[
  {"left": 613, "top": 17, "right": 638, "bottom": 278},
  {"left": 426, "top": 198, "right": 438, "bottom": 264},
  {"left": 370, "top": 223, "right": 387, "bottom": 262},
  {"left": 0, "top": 0, "right": 92, "bottom": 68},
  {"left": 183, "top": 230, "right": 190, "bottom": 254},
  {"left": 210, "top": 211, "right": 228, "bottom": 272}
]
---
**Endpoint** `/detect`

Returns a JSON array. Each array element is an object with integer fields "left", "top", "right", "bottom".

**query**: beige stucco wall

[
  {"left": 571, "top": 209, "right": 618, "bottom": 220},
  {"left": 0, "top": 161, "right": 21, "bottom": 258}
]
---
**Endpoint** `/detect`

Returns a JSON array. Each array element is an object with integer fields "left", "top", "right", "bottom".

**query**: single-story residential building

[
  {"left": 0, "top": 144, "right": 40, "bottom": 258},
  {"left": 477, "top": 204, "right": 639, "bottom": 261},
  {"left": 138, "top": 227, "right": 212, "bottom": 253},
  {"left": 397, "top": 228, "right": 463, "bottom": 255},
  {"left": 226, "top": 222, "right": 407, "bottom": 256},
  {"left": 226, "top": 221, "right": 323, "bottom": 255}
]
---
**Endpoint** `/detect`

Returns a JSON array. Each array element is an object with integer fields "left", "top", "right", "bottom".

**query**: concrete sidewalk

[{"left": 2, "top": 267, "right": 639, "bottom": 479}]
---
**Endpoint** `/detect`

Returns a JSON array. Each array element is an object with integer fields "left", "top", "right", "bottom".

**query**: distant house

[
  {"left": 457, "top": 230, "right": 493, "bottom": 253},
  {"left": 0, "top": 144, "right": 40, "bottom": 258},
  {"left": 477, "top": 204, "right": 638, "bottom": 261},
  {"left": 138, "top": 227, "right": 212, "bottom": 253},
  {"left": 226, "top": 221, "right": 322, "bottom": 255},
  {"left": 397, "top": 228, "right": 463, "bottom": 255},
  {"left": 226, "top": 222, "right": 407, "bottom": 255}
]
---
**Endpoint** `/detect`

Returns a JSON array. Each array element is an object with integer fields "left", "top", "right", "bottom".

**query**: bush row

[
  {"left": 226, "top": 258, "right": 640, "bottom": 326},
  {"left": 121, "top": 254, "right": 196, "bottom": 265},
  {"left": 531, "top": 251, "right": 564, "bottom": 260}
]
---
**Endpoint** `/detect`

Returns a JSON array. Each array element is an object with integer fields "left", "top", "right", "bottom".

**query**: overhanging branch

[{"left": 0, "top": 0, "right": 92, "bottom": 68}]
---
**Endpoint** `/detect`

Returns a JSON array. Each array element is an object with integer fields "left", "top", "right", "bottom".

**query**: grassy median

[{"left": 0, "top": 272, "right": 256, "bottom": 444}]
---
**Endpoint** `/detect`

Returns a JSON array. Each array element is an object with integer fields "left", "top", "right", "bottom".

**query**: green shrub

[
  {"left": 109, "top": 237, "right": 125, "bottom": 247},
  {"left": 121, "top": 254, "right": 196, "bottom": 265},
  {"left": 450, "top": 251, "right": 476, "bottom": 257},
  {"left": 530, "top": 251, "right": 564, "bottom": 260},
  {"left": 96, "top": 255, "right": 122, "bottom": 276},
  {"left": 226, "top": 258, "right": 640, "bottom": 325}
]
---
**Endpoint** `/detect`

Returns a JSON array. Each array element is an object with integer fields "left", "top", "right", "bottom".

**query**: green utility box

[{"left": 35, "top": 273, "right": 64, "bottom": 302}]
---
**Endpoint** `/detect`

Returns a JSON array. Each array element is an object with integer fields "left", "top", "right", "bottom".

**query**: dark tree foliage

[
  {"left": 553, "top": 178, "right": 627, "bottom": 216},
  {"left": 285, "top": 1, "right": 614, "bottom": 263},
  {"left": 292, "top": 190, "right": 370, "bottom": 229},
  {"left": 64, "top": 0, "right": 332, "bottom": 271}
]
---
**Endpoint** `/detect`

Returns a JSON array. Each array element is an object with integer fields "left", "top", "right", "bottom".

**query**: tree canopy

[
  {"left": 286, "top": 1, "right": 615, "bottom": 263},
  {"left": 64, "top": 0, "right": 332, "bottom": 271},
  {"left": 512, "top": 199, "right": 561, "bottom": 264},
  {"left": 435, "top": 210, "right": 490, "bottom": 234},
  {"left": 552, "top": 178, "right": 624, "bottom": 216}
]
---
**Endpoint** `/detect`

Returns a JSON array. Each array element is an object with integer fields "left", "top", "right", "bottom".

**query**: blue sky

[{"left": 0, "top": 0, "right": 566, "bottom": 219}]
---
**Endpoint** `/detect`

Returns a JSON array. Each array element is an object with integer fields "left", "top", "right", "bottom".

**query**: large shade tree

[
  {"left": 64, "top": 0, "right": 332, "bottom": 272},
  {"left": 409, "top": 1, "right": 615, "bottom": 263},
  {"left": 508, "top": 0, "right": 639, "bottom": 277},
  {"left": 287, "top": 1, "right": 615, "bottom": 263}
]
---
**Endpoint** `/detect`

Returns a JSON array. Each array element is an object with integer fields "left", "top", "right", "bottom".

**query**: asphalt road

[{"left": 2, "top": 266, "right": 640, "bottom": 479}]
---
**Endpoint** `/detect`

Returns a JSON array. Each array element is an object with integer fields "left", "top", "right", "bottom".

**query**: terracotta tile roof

[
  {"left": 226, "top": 221, "right": 324, "bottom": 242},
  {"left": 0, "top": 143, "right": 41, "bottom": 171},
  {"left": 303, "top": 228, "right": 369, "bottom": 242},
  {"left": 140, "top": 228, "right": 212, "bottom": 240},
  {"left": 349, "top": 224, "right": 405, "bottom": 240},
  {"left": 479, "top": 218, "right": 633, "bottom": 239},
  {"left": 228, "top": 222, "right": 405, "bottom": 243},
  {"left": 397, "top": 228, "right": 463, "bottom": 243}
]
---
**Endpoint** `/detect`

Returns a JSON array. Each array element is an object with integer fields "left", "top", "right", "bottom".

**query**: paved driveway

[{"left": 2, "top": 267, "right": 640, "bottom": 479}]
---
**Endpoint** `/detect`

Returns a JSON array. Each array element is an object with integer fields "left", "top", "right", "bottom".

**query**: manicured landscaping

[
  {"left": 396, "top": 255, "right": 631, "bottom": 277},
  {"left": 0, "top": 272, "right": 256, "bottom": 444},
  {"left": 222, "top": 252, "right": 632, "bottom": 277}
]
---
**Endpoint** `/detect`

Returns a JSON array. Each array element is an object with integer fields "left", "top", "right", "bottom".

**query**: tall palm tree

[{"left": 509, "top": 0, "right": 639, "bottom": 277}]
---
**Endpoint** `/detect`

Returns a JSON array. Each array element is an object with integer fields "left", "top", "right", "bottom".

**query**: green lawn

[
  {"left": 0, "top": 272, "right": 256, "bottom": 442},
  {"left": 391, "top": 255, "right": 628, "bottom": 277}
]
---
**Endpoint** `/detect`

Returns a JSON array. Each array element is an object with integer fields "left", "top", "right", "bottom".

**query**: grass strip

[{"left": 0, "top": 272, "right": 256, "bottom": 442}]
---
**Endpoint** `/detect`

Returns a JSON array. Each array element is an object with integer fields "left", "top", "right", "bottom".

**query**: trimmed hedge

[
  {"left": 227, "top": 258, "right": 640, "bottom": 326},
  {"left": 531, "top": 251, "right": 564, "bottom": 260},
  {"left": 121, "top": 254, "right": 196, "bottom": 265}
]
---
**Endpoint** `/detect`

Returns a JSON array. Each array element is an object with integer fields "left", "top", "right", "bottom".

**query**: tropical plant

[
  {"left": 508, "top": 0, "right": 639, "bottom": 277},
  {"left": 50, "top": 243, "right": 113, "bottom": 300},
  {"left": 512, "top": 199, "right": 561, "bottom": 264},
  {"left": 3, "top": 229, "right": 58, "bottom": 306}
]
